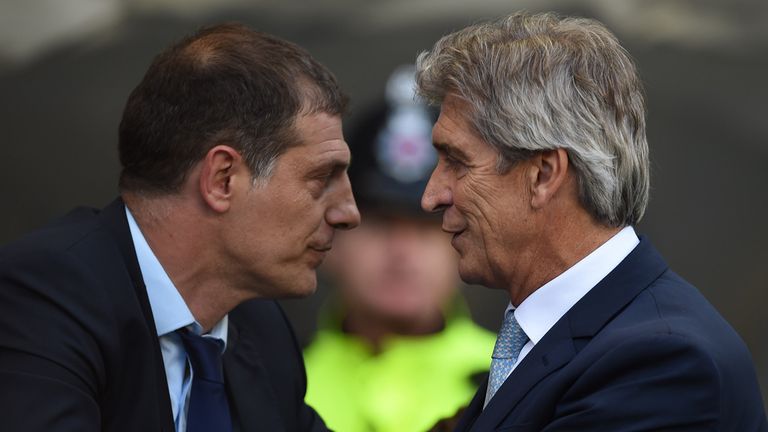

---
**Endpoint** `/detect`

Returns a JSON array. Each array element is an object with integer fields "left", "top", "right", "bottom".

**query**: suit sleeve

[
  {"left": 542, "top": 332, "right": 721, "bottom": 432},
  {"left": 0, "top": 249, "right": 106, "bottom": 431}
]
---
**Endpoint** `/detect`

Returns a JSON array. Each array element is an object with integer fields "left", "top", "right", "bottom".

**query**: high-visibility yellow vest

[{"left": 304, "top": 314, "right": 495, "bottom": 432}]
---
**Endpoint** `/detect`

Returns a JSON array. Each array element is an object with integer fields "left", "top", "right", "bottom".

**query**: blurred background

[{"left": 1, "top": 0, "right": 766, "bottom": 409}]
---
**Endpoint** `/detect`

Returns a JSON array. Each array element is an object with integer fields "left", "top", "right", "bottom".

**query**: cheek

[
  {"left": 464, "top": 177, "right": 524, "bottom": 236},
  {"left": 276, "top": 193, "right": 325, "bottom": 238},
  {"left": 455, "top": 176, "right": 495, "bottom": 217}
]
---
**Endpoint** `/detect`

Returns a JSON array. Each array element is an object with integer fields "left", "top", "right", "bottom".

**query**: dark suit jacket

[
  {"left": 0, "top": 199, "right": 327, "bottom": 432},
  {"left": 455, "top": 238, "right": 767, "bottom": 431}
]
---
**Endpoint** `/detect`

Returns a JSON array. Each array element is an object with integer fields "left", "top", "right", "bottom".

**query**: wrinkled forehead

[
  {"left": 432, "top": 95, "right": 489, "bottom": 157},
  {"left": 293, "top": 111, "right": 348, "bottom": 150},
  {"left": 433, "top": 97, "right": 462, "bottom": 136},
  {"left": 282, "top": 139, "right": 351, "bottom": 169},
  {"left": 286, "top": 119, "right": 350, "bottom": 168}
]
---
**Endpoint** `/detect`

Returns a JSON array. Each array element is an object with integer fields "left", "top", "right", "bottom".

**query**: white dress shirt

[
  {"left": 489, "top": 226, "right": 640, "bottom": 402},
  {"left": 126, "top": 208, "right": 228, "bottom": 432}
]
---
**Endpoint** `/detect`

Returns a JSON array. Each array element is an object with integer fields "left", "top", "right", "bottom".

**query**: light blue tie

[{"left": 485, "top": 309, "right": 528, "bottom": 407}]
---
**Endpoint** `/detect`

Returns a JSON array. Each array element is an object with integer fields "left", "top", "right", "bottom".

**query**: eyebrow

[
  {"left": 433, "top": 141, "right": 470, "bottom": 162},
  {"left": 311, "top": 156, "right": 350, "bottom": 176}
]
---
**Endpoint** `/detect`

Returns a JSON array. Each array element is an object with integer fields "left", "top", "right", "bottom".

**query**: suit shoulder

[
  {"left": 0, "top": 206, "right": 103, "bottom": 262},
  {"left": 582, "top": 273, "right": 765, "bottom": 427},
  {"left": 577, "top": 326, "right": 764, "bottom": 428},
  {"left": 0, "top": 205, "right": 131, "bottom": 335},
  {"left": 602, "top": 270, "right": 740, "bottom": 345},
  {"left": 583, "top": 270, "right": 756, "bottom": 393},
  {"left": 0, "top": 208, "right": 123, "bottom": 397},
  {"left": 642, "top": 271, "right": 748, "bottom": 350}
]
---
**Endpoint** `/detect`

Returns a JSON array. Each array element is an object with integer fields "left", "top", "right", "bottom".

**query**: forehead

[
  {"left": 286, "top": 112, "right": 350, "bottom": 163},
  {"left": 432, "top": 95, "right": 489, "bottom": 156}
]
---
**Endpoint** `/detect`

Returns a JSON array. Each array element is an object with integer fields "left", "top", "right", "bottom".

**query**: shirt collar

[
  {"left": 511, "top": 226, "right": 640, "bottom": 345},
  {"left": 125, "top": 206, "right": 228, "bottom": 348}
]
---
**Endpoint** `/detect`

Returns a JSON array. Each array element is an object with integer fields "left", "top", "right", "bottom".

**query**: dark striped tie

[{"left": 178, "top": 330, "right": 233, "bottom": 432}]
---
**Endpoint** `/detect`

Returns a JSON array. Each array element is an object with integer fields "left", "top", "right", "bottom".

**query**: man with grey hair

[{"left": 417, "top": 11, "right": 766, "bottom": 431}]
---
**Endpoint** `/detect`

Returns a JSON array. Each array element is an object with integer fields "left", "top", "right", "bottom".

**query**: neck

[
  {"left": 124, "top": 193, "right": 247, "bottom": 332},
  {"left": 343, "top": 306, "right": 445, "bottom": 352},
  {"left": 505, "top": 211, "right": 622, "bottom": 307}
]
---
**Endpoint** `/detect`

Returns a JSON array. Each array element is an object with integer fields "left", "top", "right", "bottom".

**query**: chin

[
  {"left": 458, "top": 271, "right": 484, "bottom": 287},
  {"left": 289, "top": 276, "right": 318, "bottom": 298},
  {"left": 457, "top": 261, "right": 489, "bottom": 287},
  {"left": 459, "top": 270, "right": 504, "bottom": 291},
  {"left": 269, "top": 270, "right": 318, "bottom": 298}
]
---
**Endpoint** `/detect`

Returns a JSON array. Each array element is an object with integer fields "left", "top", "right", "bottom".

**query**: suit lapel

[
  {"left": 99, "top": 198, "right": 176, "bottom": 432},
  {"left": 470, "top": 324, "right": 576, "bottom": 431},
  {"left": 454, "top": 380, "right": 487, "bottom": 431},
  {"left": 224, "top": 320, "right": 286, "bottom": 432},
  {"left": 565, "top": 238, "right": 667, "bottom": 339},
  {"left": 464, "top": 237, "right": 668, "bottom": 431}
]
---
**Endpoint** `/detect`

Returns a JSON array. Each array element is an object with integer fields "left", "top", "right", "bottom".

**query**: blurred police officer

[{"left": 303, "top": 66, "right": 495, "bottom": 432}]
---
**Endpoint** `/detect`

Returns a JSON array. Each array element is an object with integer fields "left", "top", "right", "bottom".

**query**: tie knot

[
  {"left": 491, "top": 310, "right": 527, "bottom": 360},
  {"left": 178, "top": 330, "right": 226, "bottom": 383}
]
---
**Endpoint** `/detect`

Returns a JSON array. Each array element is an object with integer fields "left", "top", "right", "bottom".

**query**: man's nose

[
  {"left": 421, "top": 169, "right": 452, "bottom": 214},
  {"left": 327, "top": 202, "right": 360, "bottom": 230},
  {"left": 327, "top": 176, "right": 361, "bottom": 230}
]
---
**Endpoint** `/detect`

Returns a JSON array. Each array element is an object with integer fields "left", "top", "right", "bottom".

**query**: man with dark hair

[
  {"left": 0, "top": 23, "right": 358, "bottom": 431},
  {"left": 416, "top": 11, "right": 766, "bottom": 431}
]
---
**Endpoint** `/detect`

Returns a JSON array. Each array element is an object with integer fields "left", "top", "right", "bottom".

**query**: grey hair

[
  {"left": 250, "top": 154, "right": 278, "bottom": 188},
  {"left": 415, "top": 11, "right": 649, "bottom": 227}
]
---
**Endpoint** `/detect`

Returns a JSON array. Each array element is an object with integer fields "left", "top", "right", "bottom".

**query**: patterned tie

[
  {"left": 177, "top": 330, "right": 233, "bottom": 432},
  {"left": 485, "top": 309, "right": 528, "bottom": 406}
]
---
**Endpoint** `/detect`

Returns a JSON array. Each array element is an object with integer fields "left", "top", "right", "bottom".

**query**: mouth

[
  {"left": 307, "top": 244, "right": 332, "bottom": 267},
  {"left": 307, "top": 248, "right": 328, "bottom": 269},
  {"left": 450, "top": 230, "right": 465, "bottom": 248}
]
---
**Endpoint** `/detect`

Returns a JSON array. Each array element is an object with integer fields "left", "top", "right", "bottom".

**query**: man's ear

[
  {"left": 529, "top": 148, "right": 570, "bottom": 209},
  {"left": 199, "top": 145, "right": 244, "bottom": 213}
]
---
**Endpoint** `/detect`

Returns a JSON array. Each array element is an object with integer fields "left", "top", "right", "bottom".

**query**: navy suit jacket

[
  {"left": 455, "top": 238, "right": 767, "bottom": 431},
  {"left": 0, "top": 199, "right": 327, "bottom": 432}
]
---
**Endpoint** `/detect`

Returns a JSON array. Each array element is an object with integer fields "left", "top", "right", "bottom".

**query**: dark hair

[{"left": 118, "top": 23, "right": 348, "bottom": 194}]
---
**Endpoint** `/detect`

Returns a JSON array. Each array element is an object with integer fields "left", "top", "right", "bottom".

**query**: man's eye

[
  {"left": 442, "top": 155, "right": 469, "bottom": 178},
  {"left": 445, "top": 156, "right": 464, "bottom": 169},
  {"left": 310, "top": 170, "right": 336, "bottom": 191},
  {"left": 314, "top": 172, "right": 333, "bottom": 186}
]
